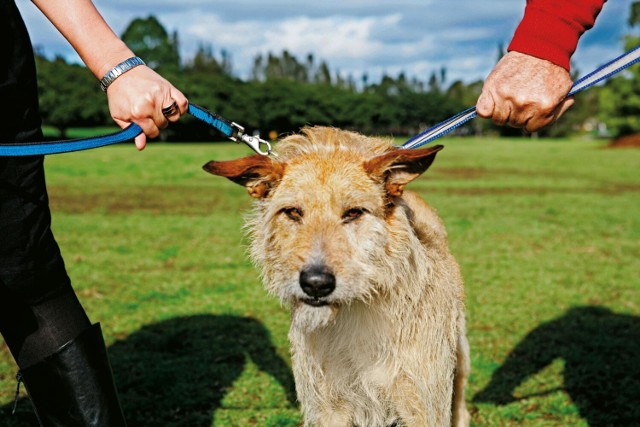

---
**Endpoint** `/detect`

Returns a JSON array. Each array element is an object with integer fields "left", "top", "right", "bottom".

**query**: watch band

[{"left": 99, "top": 56, "right": 145, "bottom": 92}]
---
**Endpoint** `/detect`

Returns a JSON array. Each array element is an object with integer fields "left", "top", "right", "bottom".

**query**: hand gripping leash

[
  {"left": 401, "top": 45, "right": 640, "bottom": 149},
  {"left": 0, "top": 103, "right": 274, "bottom": 157}
]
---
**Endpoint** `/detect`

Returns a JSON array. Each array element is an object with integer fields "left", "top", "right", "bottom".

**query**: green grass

[{"left": 1, "top": 137, "right": 638, "bottom": 426}]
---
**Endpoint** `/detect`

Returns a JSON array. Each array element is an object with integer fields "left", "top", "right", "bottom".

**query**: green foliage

[
  {"left": 630, "top": 1, "right": 640, "bottom": 27},
  {"left": 597, "top": 2, "right": 640, "bottom": 137},
  {"left": 250, "top": 51, "right": 332, "bottom": 84},
  {"left": 36, "top": 55, "right": 109, "bottom": 137},
  {"left": 121, "top": 15, "right": 180, "bottom": 73},
  {"left": 184, "top": 44, "right": 233, "bottom": 77},
  {"left": 599, "top": 62, "right": 640, "bottom": 136}
]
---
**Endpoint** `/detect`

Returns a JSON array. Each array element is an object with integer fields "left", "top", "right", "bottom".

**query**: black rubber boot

[{"left": 19, "top": 323, "right": 127, "bottom": 426}]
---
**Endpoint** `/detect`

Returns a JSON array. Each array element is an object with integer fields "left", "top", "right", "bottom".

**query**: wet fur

[{"left": 204, "top": 127, "right": 470, "bottom": 426}]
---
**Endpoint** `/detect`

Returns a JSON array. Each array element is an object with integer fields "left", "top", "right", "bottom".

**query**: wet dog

[{"left": 204, "top": 127, "right": 470, "bottom": 426}]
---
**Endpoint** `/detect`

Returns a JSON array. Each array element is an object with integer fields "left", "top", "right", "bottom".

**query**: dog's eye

[
  {"left": 282, "top": 207, "right": 303, "bottom": 222},
  {"left": 342, "top": 208, "right": 367, "bottom": 223}
]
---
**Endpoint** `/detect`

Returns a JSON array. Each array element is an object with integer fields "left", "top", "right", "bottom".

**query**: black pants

[{"left": 1, "top": 0, "right": 90, "bottom": 369}]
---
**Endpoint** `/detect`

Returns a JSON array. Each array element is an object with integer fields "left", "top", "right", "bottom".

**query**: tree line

[{"left": 36, "top": 9, "right": 640, "bottom": 141}]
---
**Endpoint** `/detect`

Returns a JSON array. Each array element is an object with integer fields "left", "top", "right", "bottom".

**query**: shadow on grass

[
  {"left": 3, "top": 314, "right": 297, "bottom": 426},
  {"left": 474, "top": 305, "right": 640, "bottom": 426}
]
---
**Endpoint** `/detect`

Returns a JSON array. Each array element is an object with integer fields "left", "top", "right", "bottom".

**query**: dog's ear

[
  {"left": 364, "top": 145, "right": 443, "bottom": 197},
  {"left": 203, "top": 155, "right": 284, "bottom": 198}
]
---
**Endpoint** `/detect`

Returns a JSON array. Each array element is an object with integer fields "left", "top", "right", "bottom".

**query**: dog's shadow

[
  {"left": 474, "top": 305, "right": 640, "bottom": 426},
  {"left": 3, "top": 314, "right": 297, "bottom": 426}
]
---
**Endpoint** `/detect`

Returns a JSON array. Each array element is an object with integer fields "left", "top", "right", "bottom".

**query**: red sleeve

[{"left": 508, "top": 0, "right": 607, "bottom": 71}]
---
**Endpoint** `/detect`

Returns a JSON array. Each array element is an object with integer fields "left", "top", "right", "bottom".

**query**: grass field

[{"left": 0, "top": 136, "right": 638, "bottom": 426}]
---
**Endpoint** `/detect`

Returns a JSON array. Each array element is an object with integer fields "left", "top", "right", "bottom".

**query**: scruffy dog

[{"left": 203, "top": 127, "right": 470, "bottom": 427}]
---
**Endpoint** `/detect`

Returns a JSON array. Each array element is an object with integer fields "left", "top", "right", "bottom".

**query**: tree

[
  {"left": 598, "top": 1, "right": 640, "bottom": 137},
  {"left": 121, "top": 15, "right": 180, "bottom": 72},
  {"left": 251, "top": 54, "right": 265, "bottom": 81},
  {"left": 36, "top": 55, "right": 108, "bottom": 138},
  {"left": 314, "top": 61, "right": 331, "bottom": 85},
  {"left": 260, "top": 51, "right": 309, "bottom": 82},
  {"left": 184, "top": 43, "right": 231, "bottom": 77},
  {"left": 630, "top": 1, "right": 640, "bottom": 26}
]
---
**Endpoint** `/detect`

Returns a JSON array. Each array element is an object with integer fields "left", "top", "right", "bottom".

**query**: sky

[{"left": 17, "top": 0, "right": 633, "bottom": 85}]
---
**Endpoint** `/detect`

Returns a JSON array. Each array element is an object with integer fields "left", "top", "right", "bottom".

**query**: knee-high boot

[{"left": 19, "top": 323, "right": 127, "bottom": 426}]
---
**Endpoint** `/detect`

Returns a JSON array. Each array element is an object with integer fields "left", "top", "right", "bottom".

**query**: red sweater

[{"left": 508, "top": 0, "right": 607, "bottom": 70}]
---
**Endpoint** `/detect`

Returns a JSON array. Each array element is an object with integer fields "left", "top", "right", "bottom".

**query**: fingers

[
  {"left": 476, "top": 51, "right": 574, "bottom": 133},
  {"left": 523, "top": 96, "right": 574, "bottom": 134},
  {"left": 162, "top": 89, "right": 189, "bottom": 123},
  {"left": 106, "top": 66, "right": 189, "bottom": 149},
  {"left": 113, "top": 117, "right": 150, "bottom": 151},
  {"left": 113, "top": 107, "right": 160, "bottom": 151},
  {"left": 175, "top": 91, "right": 189, "bottom": 115},
  {"left": 492, "top": 102, "right": 513, "bottom": 127}
]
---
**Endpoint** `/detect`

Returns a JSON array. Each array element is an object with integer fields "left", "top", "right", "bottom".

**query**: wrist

[
  {"left": 91, "top": 41, "right": 137, "bottom": 79},
  {"left": 99, "top": 56, "right": 146, "bottom": 92}
]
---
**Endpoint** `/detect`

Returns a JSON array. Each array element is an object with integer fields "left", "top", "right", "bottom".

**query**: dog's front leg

[
  {"left": 390, "top": 369, "right": 456, "bottom": 427},
  {"left": 451, "top": 323, "right": 471, "bottom": 427},
  {"left": 296, "top": 370, "right": 354, "bottom": 427}
]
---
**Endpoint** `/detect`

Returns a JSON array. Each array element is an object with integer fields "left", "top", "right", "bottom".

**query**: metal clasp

[{"left": 230, "top": 122, "right": 275, "bottom": 156}]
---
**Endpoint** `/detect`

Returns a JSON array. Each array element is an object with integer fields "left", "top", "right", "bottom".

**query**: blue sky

[{"left": 17, "top": 0, "right": 633, "bottom": 84}]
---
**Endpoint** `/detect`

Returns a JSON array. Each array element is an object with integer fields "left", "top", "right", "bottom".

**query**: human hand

[
  {"left": 476, "top": 51, "right": 574, "bottom": 133},
  {"left": 105, "top": 65, "right": 188, "bottom": 150}
]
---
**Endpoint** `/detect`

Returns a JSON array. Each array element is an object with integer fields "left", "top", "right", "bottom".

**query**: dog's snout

[{"left": 300, "top": 265, "right": 336, "bottom": 298}]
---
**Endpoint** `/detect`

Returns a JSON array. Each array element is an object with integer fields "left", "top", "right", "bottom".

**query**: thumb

[{"left": 476, "top": 90, "right": 495, "bottom": 118}]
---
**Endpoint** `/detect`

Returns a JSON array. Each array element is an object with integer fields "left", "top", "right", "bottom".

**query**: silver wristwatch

[{"left": 99, "top": 56, "right": 145, "bottom": 92}]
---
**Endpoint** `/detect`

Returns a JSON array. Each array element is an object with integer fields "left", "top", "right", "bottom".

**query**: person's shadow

[
  {"left": 474, "top": 306, "right": 640, "bottom": 426},
  {"left": 2, "top": 314, "right": 297, "bottom": 426}
]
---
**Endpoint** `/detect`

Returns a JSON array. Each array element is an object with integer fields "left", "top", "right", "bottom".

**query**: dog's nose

[{"left": 300, "top": 265, "right": 336, "bottom": 299}]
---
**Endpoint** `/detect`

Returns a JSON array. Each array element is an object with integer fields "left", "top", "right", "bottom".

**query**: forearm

[
  {"left": 508, "top": 0, "right": 607, "bottom": 70},
  {"left": 31, "top": 0, "right": 134, "bottom": 79}
]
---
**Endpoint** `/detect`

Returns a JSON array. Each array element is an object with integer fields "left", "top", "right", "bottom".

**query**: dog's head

[{"left": 204, "top": 127, "right": 442, "bottom": 331}]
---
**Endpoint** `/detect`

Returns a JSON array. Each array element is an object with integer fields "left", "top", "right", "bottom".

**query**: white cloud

[
  {"left": 262, "top": 14, "right": 398, "bottom": 59},
  {"left": 16, "top": 0, "right": 632, "bottom": 85}
]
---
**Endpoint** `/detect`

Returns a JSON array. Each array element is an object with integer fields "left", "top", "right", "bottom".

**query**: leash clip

[{"left": 230, "top": 122, "right": 274, "bottom": 156}]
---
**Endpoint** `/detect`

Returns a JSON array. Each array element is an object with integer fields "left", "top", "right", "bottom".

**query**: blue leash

[
  {"left": 402, "top": 45, "right": 640, "bottom": 149},
  {"left": 0, "top": 103, "right": 273, "bottom": 156}
]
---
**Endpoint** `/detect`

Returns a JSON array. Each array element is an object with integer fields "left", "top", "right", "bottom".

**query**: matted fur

[{"left": 204, "top": 127, "right": 470, "bottom": 427}]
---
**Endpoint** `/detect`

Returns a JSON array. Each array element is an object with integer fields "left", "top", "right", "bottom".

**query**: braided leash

[{"left": 402, "top": 45, "right": 640, "bottom": 149}]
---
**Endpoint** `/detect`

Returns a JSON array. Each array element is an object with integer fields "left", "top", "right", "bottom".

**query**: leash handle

[
  {"left": 0, "top": 124, "right": 143, "bottom": 156},
  {"left": 402, "top": 45, "right": 640, "bottom": 149},
  {"left": 0, "top": 103, "right": 272, "bottom": 157}
]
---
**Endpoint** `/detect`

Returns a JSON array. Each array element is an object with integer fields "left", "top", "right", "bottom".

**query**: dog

[{"left": 203, "top": 127, "right": 470, "bottom": 427}]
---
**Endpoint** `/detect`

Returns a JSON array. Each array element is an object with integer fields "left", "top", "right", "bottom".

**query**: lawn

[{"left": 0, "top": 136, "right": 638, "bottom": 426}]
